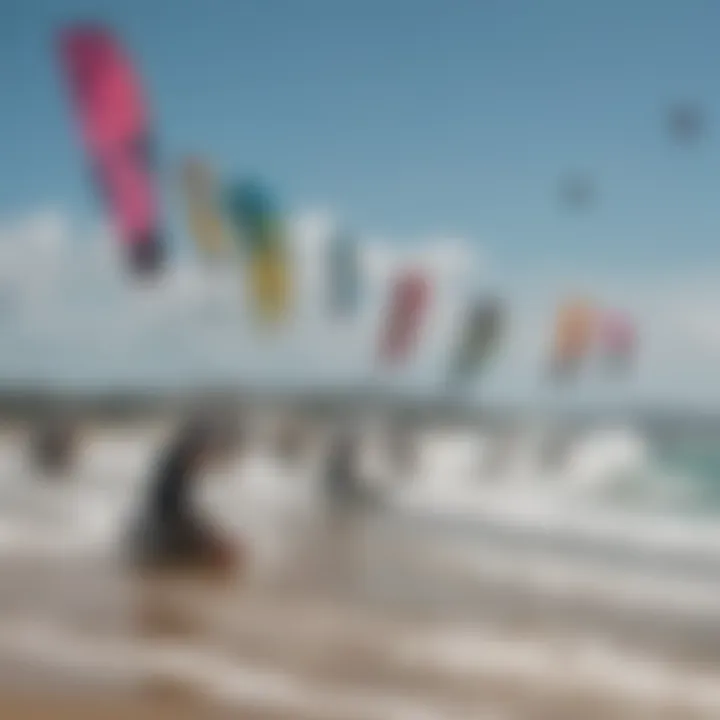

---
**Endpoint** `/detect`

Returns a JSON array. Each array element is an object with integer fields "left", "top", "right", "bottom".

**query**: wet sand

[{"left": 0, "top": 510, "right": 718, "bottom": 719}]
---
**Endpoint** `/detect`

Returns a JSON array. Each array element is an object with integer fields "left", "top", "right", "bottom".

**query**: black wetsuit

[
  {"left": 33, "top": 423, "right": 73, "bottom": 474},
  {"left": 325, "top": 441, "right": 355, "bottom": 504},
  {"left": 130, "top": 432, "right": 210, "bottom": 567},
  {"left": 325, "top": 437, "right": 362, "bottom": 507}
]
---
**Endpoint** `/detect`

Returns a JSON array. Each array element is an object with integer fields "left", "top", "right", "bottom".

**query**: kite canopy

[
  {"left": 327, "top": 228, "right": 361, "bottom": 318},
  {"left": 449, "top": 297, "right": 504, "bottom": 382},
  {"left": 225, "top": 178, "right": 281, "bottom": 254},
  {"left": 378, "top": 270, "right": 431, "bottom": 366},
  {"left": 181, "top": 158, "right": 230, "bottom": 259},
  {"left": 558, "top": 172, "right": 596, "bottom": 212},
  {"left": 549, "top": 297, "right": 595, "bottom": 380},
  {"left": 667, "top": 103, "right": 705, "bottom": 144},
  {"left": 598, "top": 310, "right": 636, "bottom": 374},
  {"left": 58, "top": 24, "right": 163, "bottom": 274},
  {"left": 225, "top": 178, "right": 291, "bottom": 323}
]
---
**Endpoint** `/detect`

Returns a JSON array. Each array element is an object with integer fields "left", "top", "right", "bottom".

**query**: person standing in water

[
  {"left": 128, "top": 417, "right": 239, "bottom": 572},
  {"left": 31, "top": 418, "right": 77, "bottom": 478},
  {"left": 323, "top": 428, "right": 383, "bottom": 510},
  {"left": 324, "top": 431, "right": 360, "bottom": 508}
]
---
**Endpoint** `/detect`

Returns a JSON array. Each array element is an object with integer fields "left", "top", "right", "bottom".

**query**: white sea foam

[{"left": 0, "top": 423, "right": 717, "bottom": 584}]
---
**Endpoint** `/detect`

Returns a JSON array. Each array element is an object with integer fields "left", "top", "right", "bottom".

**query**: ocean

[{"left": 0, "top": 417, "right": 719, "bottom": 718}]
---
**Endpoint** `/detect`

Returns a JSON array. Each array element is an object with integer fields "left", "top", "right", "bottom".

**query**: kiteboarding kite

[
  {"left": 558, "top": 172, "right": 596, "bottom": 212},
  {"left": 57, "top": 24, "right": 163, "bottom": 274},
  {"left": 449, "top": 297, "right": 504, "bottom": 382},
  {"left": 378, "top": 270, "right": 431, "bottom": 366},
  {"left": 549, "top": 297, "right": 595, "bottom": 380},
  {"left": 666, "top": 103, "right": 706, "bottom": 145},
  {"left": 327, "top": 228, "right": 360, "bottom": 318},
  {"left": 598, "top": 310, "right": 636, "bottom": 375},
  {"left": 180, "top": 158, "right": 230, "bottom": 259},
  {"left": 225, "top": 178, "right": 291, "bottom": 323}
]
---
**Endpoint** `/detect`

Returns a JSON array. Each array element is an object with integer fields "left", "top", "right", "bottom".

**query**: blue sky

[
  {"left": 2, "top": 1, "right": 720, "bottom": 402},
  {"left": 2, "top": 0, "right": 720, "bottom": 271}
]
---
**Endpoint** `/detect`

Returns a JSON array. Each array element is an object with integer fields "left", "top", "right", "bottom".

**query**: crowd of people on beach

[
  {"left": 25, "top": 406, "right": 583, "bottom": 578},
  {"left": 28, "top": 410, "right": 370, "bottom": 576}
]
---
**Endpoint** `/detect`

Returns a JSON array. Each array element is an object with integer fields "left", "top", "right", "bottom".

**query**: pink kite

[
  {"left": 378, "top": 270, "right": 431, "bottom": 366},
  {"left": 599, "top": 311, "right": 636, "bottom": 372},
  {"left": 58, "top": 25, "right": 162, "bottom": 273}
]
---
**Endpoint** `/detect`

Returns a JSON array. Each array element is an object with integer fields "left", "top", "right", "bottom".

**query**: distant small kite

[
  {"left": 666, "top": 103, "right": 706, "bottom": 144},
  {"left": 558, "top": 172, "right": 596, "bottom": 211}
]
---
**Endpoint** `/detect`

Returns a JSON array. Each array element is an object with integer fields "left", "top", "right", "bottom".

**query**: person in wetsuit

[
  {"left": 275, "top": 417, "right": 305, "bottom": 466},
  {"left": 31, "top": 419, "right": 75, "bottom": 477},
  {"left": 540, "top": 429, "right": 570, "bottom": 473},
  {"left": 324, "top": 431, "right": 359, "bottom": 507},
  {"left": 324, "top": 430, "right": 382, "bottom": 510},
  {"left": 387, "top": 424, "right": 416, "bottom": 480},
  {"left": 129, "top": 418, "right": 236, "bottom": 571}
]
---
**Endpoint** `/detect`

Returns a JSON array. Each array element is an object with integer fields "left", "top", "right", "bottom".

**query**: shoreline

[{"left": 0, "top": 518, "right": 717, "bottom": 719}]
